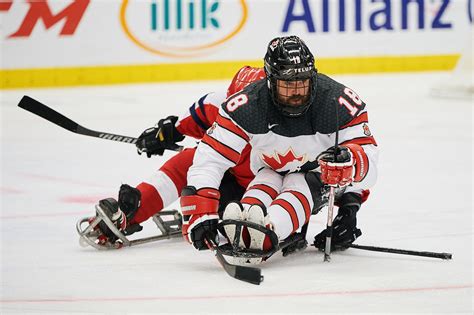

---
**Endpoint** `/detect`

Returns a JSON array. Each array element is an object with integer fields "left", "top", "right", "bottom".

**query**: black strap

[{"left": 304, "top": 172, "right": 326, "bottom": 214}]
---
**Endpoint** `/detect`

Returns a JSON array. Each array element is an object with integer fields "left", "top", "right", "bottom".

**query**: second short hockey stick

[
  {"left": 18, "top": 95, "right": 138, "bottom": 144},
  {"left": 348, "top": 244, "right": 452, "bottom": 260},
  {"left": 205, "top": 236, "right": 264, "bottom": 285},
  {"left": 18, "top": 95, "right": 183, "bottom": 151}
]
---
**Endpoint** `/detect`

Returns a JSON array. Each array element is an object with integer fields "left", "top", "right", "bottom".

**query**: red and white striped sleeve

[
  {"left": 175, "top": 91, "right": 225, "bottom": 139},
  {"left": 187, "top": 108, "right": 251, "bottom": 190},
  {"left": 174, "top": 66, "right": 264, "bottom": 140},
  {"left": 338, "top": 108, "right": 379, "bottom": 192}
]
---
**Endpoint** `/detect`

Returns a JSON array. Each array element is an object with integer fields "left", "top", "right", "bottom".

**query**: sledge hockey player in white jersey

[{"left": 180, "top": 35, "right": 379, "bottom": 261}]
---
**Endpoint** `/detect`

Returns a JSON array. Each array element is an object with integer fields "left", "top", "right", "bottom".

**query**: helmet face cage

[{"left": 264, "top": 36, "right": 317, "bottom": 117}]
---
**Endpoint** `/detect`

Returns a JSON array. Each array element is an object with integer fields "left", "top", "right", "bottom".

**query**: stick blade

[
  {"left": 232, "top": 264, "right": 264, "bottom": 285},
  {"left": 17, "top": 95, "right": 35, "bottom": 110},
  {"left": 18, "top": 95, "right": 80, "bottom": 133},
  {"left": 215, "top": 249, "right": 263, "bottom": 285},
  {"left": 349, "top": 244, "right": 453, "bottom": 260}
]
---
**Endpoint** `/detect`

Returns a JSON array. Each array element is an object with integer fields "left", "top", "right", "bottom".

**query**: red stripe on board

[
  {"left": 272, "top": 199, "right": 299, "bottom": 233},
  {"left": 2, "top": 284, "right": 471, "bottom": 303}
]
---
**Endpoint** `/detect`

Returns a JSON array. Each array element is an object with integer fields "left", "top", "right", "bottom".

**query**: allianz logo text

[{"left": 282, "top": 0, "right": 472, "bottom": 33}]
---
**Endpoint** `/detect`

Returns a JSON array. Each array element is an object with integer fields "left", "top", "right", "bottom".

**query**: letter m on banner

[{"left": 9, "top": 0, "right": 90, "bottom": 38}]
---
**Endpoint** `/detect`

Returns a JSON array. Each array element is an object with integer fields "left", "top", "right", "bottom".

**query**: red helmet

[{"left": 227, "top": 66, "right": 266, "bottom": 97}]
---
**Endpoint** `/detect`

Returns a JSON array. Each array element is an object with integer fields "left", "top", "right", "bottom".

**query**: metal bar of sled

[
  {"left": 127, "top": 230, "right": 182, "bottom": 247},
  {"left": 349, "top": 244, "right": 452, "bottom": 260},
  {"left": 76, "top": 209, "right": 183, "bottom": 250}
]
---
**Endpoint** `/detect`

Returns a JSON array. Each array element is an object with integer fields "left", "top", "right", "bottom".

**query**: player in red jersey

[{"left": 81, "top": 66, "right": 266, "bottom": 246}]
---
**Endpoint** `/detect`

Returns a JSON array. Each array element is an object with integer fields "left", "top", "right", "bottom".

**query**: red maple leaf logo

[{"left": 261, "top": 148, "right": 305, "bottom": 170}]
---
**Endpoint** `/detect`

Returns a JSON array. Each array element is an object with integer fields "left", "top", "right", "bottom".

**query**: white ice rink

[{"left": 1, "top": 72, "right": 472, "bottom": 314}]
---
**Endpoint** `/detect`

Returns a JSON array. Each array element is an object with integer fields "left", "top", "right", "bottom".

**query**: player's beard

[{"left": 286, "top": 94, "right": 308, "bottom": 106}]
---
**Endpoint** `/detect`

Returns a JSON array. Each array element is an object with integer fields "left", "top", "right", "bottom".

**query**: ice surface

[{"left": 1, "top": 73, "right": 472, "bottom": 314}]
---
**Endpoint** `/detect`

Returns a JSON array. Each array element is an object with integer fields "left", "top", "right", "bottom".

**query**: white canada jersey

[{"left": 187, "top": 74, "right": 379, "bottom": 193}]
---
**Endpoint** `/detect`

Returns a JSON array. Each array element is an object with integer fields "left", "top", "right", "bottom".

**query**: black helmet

[{"left": 264, "top": 36, "right": 317, "bottom": 117}]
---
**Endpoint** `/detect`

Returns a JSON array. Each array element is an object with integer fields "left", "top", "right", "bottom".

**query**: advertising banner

[{"left": 1, "top": 0, "right": 471, "bottom": 88}]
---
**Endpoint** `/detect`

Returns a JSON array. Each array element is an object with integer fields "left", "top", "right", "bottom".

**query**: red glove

[
  {"left": 318, "top": 146, "right": 355, "bottom": 187},
  {"left": 180, "top": 186, "right": 220, "bottom": 250}
]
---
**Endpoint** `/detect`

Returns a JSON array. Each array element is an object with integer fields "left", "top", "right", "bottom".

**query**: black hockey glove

[
  {"left": 188, "top": 218, "right": 219, "bottom": 250},
  {"left": 118, "top": 184, "right": 141, "bottom": 221},
  {"left": 317, "top": 146, "right": 352, "bottom": 164},
  {"left": 314, "top": 193, "right": 362, "bottom": 251},
  {"left": 117, "top": 184, "right": 144, "bottom": 236},
  {"left": 180, "top": 186, "right": 220, "bottom": 250},
  {"left": 136, "top": 116, "right": 185, "bottom": 157}
]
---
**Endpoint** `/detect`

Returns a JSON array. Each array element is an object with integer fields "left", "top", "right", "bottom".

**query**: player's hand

[
  {"left": 180, "top": 186, "right": 220, "bottom": 250},
  {"left": 314, "top": 193, "right": 362, "bottom": 251},
  {"left": 317, "top": 146, "right": 354, "bottom": 187},
  {"left": 313, "top": 209, "right": 361, "bottom": 251},
  {"left": 136, "top": 116, "right": 185, "bottom": 157}
]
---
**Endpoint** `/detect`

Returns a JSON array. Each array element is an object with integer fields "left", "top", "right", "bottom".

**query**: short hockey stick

[
  {"left": 205, "top": 236, "right": 264, "bottom": 285},
  {"left": 324, "top": 186, "right": 336, "bottom": 262},
  {"left": 18, "top": 95, "right": 183, "bottom": 151},
  {"left": 348, "top": 244, "right": 453, "bottom": 260},
  {"left": 324, "top": 98, "right": 341, "bottom": 262},
  {"left": 18, "top": 95, "right": 138, "bottom": 144}
]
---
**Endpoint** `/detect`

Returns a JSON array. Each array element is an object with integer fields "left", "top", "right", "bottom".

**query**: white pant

[{"left": 241, "top": 168, "right": 314, "bottom": 240}]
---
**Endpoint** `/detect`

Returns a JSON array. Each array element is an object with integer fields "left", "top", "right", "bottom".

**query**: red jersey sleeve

[
  {"left": 175, "top": 91, "right": 224, "bottom": 139},
  {"left": 175, "top": 66, "right": 265, "bottom": 140}
]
